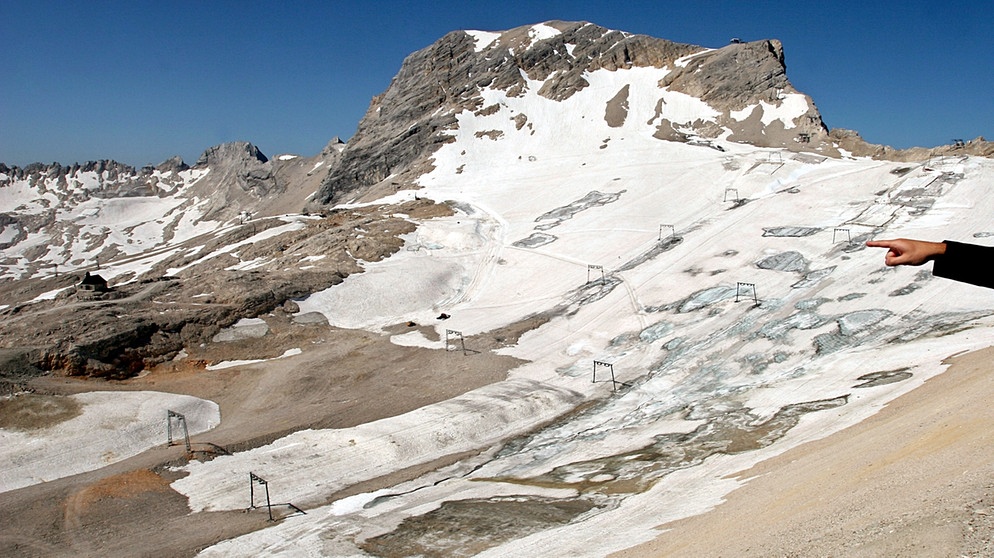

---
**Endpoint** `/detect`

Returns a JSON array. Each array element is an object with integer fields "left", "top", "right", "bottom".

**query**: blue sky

[{"left": 2, "top": 1, "right": 991, "bottom": 167}]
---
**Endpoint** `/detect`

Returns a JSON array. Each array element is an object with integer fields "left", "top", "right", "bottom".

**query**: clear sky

[{"left": 2, "top": 0, "right": 991, "bottom": 168}]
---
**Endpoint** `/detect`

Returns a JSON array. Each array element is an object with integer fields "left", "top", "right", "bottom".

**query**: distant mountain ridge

[
  {"left": 3, "top": 20, "right": 992, "bottom": 283},
  {"left": 6, "top": 24, "right": 994, "bottom": 556},
  {"left": 0, "top": 139, "right": 345, "bottom": 279}
]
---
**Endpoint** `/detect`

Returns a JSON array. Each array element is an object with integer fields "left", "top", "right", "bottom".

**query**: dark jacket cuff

[{"left": 932, "top": 240, "right": 994, "bottom": 289}]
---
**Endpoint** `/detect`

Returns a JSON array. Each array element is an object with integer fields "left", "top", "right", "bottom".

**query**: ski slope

[
  {"left": 5, "top": 23, "right": 993, "bottom": 555},
  {"left": 0, "top": 391, "right": 219, "bottom": 493},
  {"left": 189, "top": 84, "right": 994, "bottom": 556}
]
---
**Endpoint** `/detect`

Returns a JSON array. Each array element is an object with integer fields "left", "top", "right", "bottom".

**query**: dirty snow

[
  {"left": 204, "top": 66, "right": 994, "bottom": 554},
  {"left": 0, "top": 391, "right": 219, "bottom": 493},
  {"left": 5, "top": 47, "right": 994, "bottom": 558}
]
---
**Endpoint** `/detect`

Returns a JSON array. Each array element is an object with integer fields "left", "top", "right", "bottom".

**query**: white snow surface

[
  {"left": 0, "top": 391, "right": 219, "bottom": 493},
  {"left": 174, "top": 379, "right": 582, "bottom": 512},
  {"left": 528, "top": 23, "right": 562, "bottom": 43},
  {"left": 199, "top": 89, "right": 994, "bottom": 554},
  {"left": 731, "top": 93, "right": 811, "bottom": 128},
  {"left": 466, "top": 29, "right": 501, "bottom": 52},
  {"left": 5, "top": 51, "right": 994, "bottom": 558}
]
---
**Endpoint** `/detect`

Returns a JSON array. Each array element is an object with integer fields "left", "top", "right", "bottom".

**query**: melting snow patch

[
  {"left": 212, "top": 317, "right": 270, "bottom": 342},
  {"left": 639, "top": 321, "right": 674, "bottom": 343},
  {"left": 29, "top": 287, "right": 70, "bottom": 303},
  {"left": 390, "top": 329, "right": 439, "bottom": 349},
  {"left": 674, "top": 49, "right": 714, "bottom": 68},
  {"left": 730, "top": 104, "right": 758, "bottom": 121},
  {"left": 513, "top": 232, "right": 557, "bottom": 248},
  {"left": 172, "top": 379, "right": 584, "bottom": 512},
  {"left": 836, "top": 309, "right": 893, "bottom": 336},
  {"left": 529, "top": 23, "right": 562, "bottom": 43},
  {"left": 756, "top": 251, "right": 809, "bottom": 272},
  {"left": 0, "top": 391, "right": 219, "bottom": 493},
  {"left": 205, "top": 348, "right": 302, "bottom": 370},
  {"left": 762, "top": 226, "right": 821, "bottom": 237},
  {"left": 673, "top": 285, "right": 738, "bottom": 313},
  {"left": 467, "top": 30, "right": 501, "bottom": 52}
]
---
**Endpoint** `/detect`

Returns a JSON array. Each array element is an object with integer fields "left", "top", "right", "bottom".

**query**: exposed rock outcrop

[
  {"left": 312, "top": 22, "right": 829, "bottom": 206},
  {"left": 829, "top": 130, "right": 994, "bottom": 161},
  {"left": 0, "top": 198, "right": 451, "bottom": 379},
  {"left": 661, "top": 40, "right": 789, "bottom": 107},
  {"left": 311, "top": 22, "right": 701, "bottom": 205}
]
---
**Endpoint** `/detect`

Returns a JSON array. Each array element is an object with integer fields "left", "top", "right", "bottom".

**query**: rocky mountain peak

[
  {"left": 155, "top": 155, "right": 190, "bottom": 173},
  {"left": 456, "top": 21, "right": 703, "bottom": 101},
  {"left": 312, "top": 21, "right": 826, "bottom": 206},
  {"left": 195, "top": 141, "right": 269, "bottom": 167},
  {"left": 659, "top": 39, "right": 790, "bottom": 108}
]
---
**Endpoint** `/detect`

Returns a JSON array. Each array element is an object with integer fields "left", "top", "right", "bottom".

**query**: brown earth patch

[
  {"left": 0, "top": 393, "right": 82, "bottom": 430},
  {"left": 65, "top": 469, "right": 173, "bottom": 513}
]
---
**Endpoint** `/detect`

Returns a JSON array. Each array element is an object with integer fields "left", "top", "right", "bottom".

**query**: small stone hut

[{"left": 78, "top": 272, "right": 109, "bottom": 293}]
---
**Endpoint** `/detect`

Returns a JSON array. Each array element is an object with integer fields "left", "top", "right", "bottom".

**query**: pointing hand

[{"left": 865, "top": 238, "right": 946, "bottom": 266}]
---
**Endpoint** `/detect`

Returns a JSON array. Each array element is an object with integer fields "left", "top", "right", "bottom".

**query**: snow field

[
  {"left": 230, "top": 69, "right": 994, "bottom": 554},
  {"left": 0, "top": 391, "right": 219, "bottom": 493},
  {"left": 473, "top": 333, "right": 982, "bottom": 558},
  {"left": 5, "top": 48, "right": 993, "bottom": 556},
  {"left": 172, "top": 379, "right": 584, "bottom": 512}
]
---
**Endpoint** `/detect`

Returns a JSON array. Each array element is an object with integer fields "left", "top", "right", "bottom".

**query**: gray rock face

[
  {"left": 0, "top": 155, "right": 193, "bottom": 201},
  {"left": 195, "top": 141, "right": 269, "bottom": 166},
  {"left": 661, "top": 40, "right": 788, "bottom": 108},
  {"left": 191, "top": 141, "right": 276, "bottom": 201},
  {"left": 179, "top": 139, "right": 349, "bottom": 222},
  {"left": 660, "top": 40, "right": 828, "bottom": 146},
  {"left": 156, "top": 155, "right": 190, "bottom": 173},
  {"left": 312, "top": 22, "right": 714, "bottom": 205},
  {"left": 312, "top": 21, "right": 838, "bottom": 206}
]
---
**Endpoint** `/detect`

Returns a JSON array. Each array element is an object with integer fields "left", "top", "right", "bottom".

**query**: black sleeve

[{"left": 931, "top": 240, "right": 994, "bottom": 289}]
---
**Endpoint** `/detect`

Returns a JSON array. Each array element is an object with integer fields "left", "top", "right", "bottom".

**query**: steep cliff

[{"left": 313, "top": 21, "right": 829, "bottom": 205}]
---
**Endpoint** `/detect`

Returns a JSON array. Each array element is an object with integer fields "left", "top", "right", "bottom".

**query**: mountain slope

[
  {"left": 171, "top": 24, "right": 994, "bottom": 556},
  {"left": 2, "top": 20, "right": 994, "bottom": 558},
  {"left": 182, "top": 105, "right": 994, "bottom": 556},
  {"left": 313, "top": 21, "right": 831, "bottom": 206},
  {"left": 0, "top": 140, "right": 346, "bottom": 282}
]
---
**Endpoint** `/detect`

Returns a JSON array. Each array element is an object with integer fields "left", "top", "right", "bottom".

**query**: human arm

[
  {"left": 865, "top": 238, "right": 946, "bottom": 266},
  {"left": 867, "top": 238, "right": 994, "bottom": 290}
]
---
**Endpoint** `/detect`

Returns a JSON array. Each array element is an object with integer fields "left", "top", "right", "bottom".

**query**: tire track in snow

[{"left": 435, "top": 202, "right": 506, "bottom": 308}]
